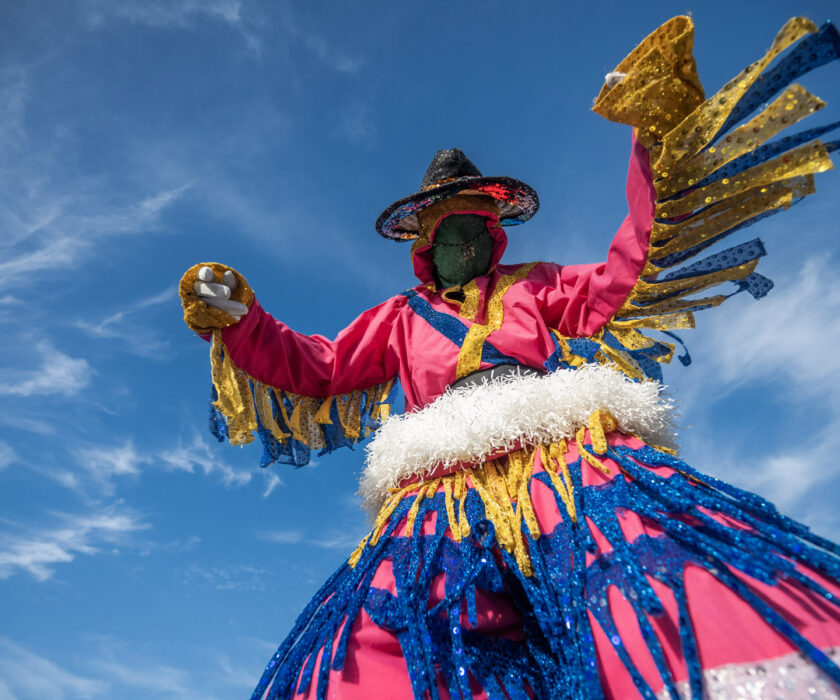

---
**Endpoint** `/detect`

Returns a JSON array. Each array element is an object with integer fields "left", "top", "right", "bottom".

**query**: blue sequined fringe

[{"left": 250, "top": 443, "right": 840, "bottom": 700}]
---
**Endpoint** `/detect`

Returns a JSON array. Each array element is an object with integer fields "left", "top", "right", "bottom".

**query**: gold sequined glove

[
  {"left": 592, "top": 15, "right": 705, "bottom": 148},
  {"left": 179, "top": 263, "right": 255, "bottom": 334}
]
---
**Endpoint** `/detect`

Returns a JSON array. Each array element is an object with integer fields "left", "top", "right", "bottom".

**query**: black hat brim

[{"left": 375, "top": 175, "right": 539, "bottom": 241}]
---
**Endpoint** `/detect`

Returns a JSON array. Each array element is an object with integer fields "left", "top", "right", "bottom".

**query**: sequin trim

[
  {"left": 401, "top": 289, "right": 519, "bottom": 367},
  {"left": 592, "top": 17, "right": 839, "bottom": 381},
  {"left": 656, "top": 647, "right": 840, "bottom": 700},
  {"left": 208, "top": 332, "right": 396, "bottom": 468},
  {"left": 455, "top": 262, "right": 537, "bottom": 379},
  {"left": 361, "top": 364, "right": 677, "bottom": 513},
  {"left": 252, "top": 439, "right": 840, "bottom": 700}
]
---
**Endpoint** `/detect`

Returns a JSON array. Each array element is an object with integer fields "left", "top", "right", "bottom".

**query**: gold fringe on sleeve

[{"left": 209, "top": 331, "right": 397, "bottom": 454}]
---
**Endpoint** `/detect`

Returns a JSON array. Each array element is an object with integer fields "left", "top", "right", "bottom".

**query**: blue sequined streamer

[
  {"left": 696, "top": 122, "right": 840, "bottom": 191},
  {"left": 713, "top": 21, "right": 840, "bottom": 141},
  {"left": 657, "top": 238, "right": 766, "bottom": 282},
  {"left": 250, "top": 437, "right": 840, "bottom": 700},
  {"left": 402, "top": 289, "right": 520, "bottom": 367},
  {"left": 209, "top": 374, "right": 398, "bottom": 470},
  {"left": 209, "top": 385, "right": 227, "bottom": 442}
]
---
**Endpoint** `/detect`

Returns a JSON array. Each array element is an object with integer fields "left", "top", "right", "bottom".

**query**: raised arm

[
  {"left": 539, "top": 15, "right": 838, "bottom": 382},
  {"left": 536, "top": 133, "right": 656, "bottom": 338}
]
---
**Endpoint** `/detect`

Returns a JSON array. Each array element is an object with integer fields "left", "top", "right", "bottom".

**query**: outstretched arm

[
  {"left": 180, "top": 263, "right": 403, "bottom": 465},
  {"left": 220, "top": 294, "right": 403, "bottom": 398}
]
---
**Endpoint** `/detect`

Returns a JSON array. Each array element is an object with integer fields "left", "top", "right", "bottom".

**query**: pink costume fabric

[
  {"left": 222, "top": 136, "right": 654, "bottom": 413},
  {"left": 215, "top": 137, "right": 840, "bottom": 699},
  {"left": 284, "top": 434, "right": 840, "bottom": 699},
  {"left": 186, "top": 17, "right": 840, "bottom": 698}
]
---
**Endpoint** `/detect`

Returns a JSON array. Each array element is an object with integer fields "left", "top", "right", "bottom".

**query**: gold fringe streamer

[
  {"left": 351, "top": 410, "right": 666, "bottom": 575},
  {"left": 208, "top": 332, "right": 396, "bottom": 451},
  {"left": 593, "top": 16, "right": 704, "bottom": 149},
  {"left": 653, "top": 17, "right": 818, "bottom": 172},
  {"left": 589, "top": 17, "right": 835, "bottom": 377},
  {"left": 656, "top": 84, "right": 825, "bottom": 198},
  {"left": 657, "top": 141, "right": 832, "bottom": 219},
  {"left": 456, "top": 263, "right": 537, "bottom": 379}
]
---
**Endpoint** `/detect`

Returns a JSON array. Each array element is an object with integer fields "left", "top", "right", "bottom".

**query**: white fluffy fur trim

[{"left": 360, "top": 364, "right": 678, "bottom": 512}]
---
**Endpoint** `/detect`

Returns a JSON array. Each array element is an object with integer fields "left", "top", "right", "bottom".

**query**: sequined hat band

[{"left": 375, "top": 148, "right": 539, "bottom": 241}]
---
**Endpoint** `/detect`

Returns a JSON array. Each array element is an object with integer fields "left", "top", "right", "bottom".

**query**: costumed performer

[{"left": 180, "top": 15, "right": 840, "bottom": 700}]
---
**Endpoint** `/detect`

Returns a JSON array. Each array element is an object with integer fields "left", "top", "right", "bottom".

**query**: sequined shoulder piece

[
  {"left": 582, "top": 16, "right": 840, "bottom": 382},
  {"left": 207, "top": 331, "right": 397, "bottom": 468}
]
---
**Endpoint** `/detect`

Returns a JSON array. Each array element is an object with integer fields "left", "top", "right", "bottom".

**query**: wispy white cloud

[
  {"left": 0, "top": 637, "right": 106, "bottom": 699},
  {"left": 0, "top": 341, "right": 91, "bottom": 398},
  {"left": 42, "top": 433, "right": 264, "bottom": 498},
  {"left": 0, "top": 506, "right": 148, "bottom": 581},
  {"left": 207, "top": 652, "right": 257, "bottom": 691},
  {"left": 0, "top": 237, "right": 81, "bottom": 282},
  {"left": 0, "top": 442, "right": 17, "bottom": 470},
  {"left": 182, "top": 563, "right": 272, "bottom": 591},
  {"left": 0, "top": 633, "right": 237, "bottom": 700},
  {"left": 75, "top": 287, "right": 176, "bottom": 357},
  {"left": 0, "top": 67, "right": 28, "bottom": 157},
  {"left": 0, "top": 185, "right": 190, "bottom": 292},
  {"left": 73, "top": 441, "right": 150, "bottom": 495},
  {"left": 336, "top": 99, "right": 375, "bottom": 146},
  {"left": 0, "top": 413, "right": 55, "bottom": 435},
  {"left": 139, "top": 534, "right": 201, "bottom": 556},
  {"left": 309, "top": 530, "right": 367, "bottom": 551},
  {"left": 261, "top": 472, "right": 283, "bottom": 498},
  {"left": 260, "top": 527, "right": 365, "bottom": 552},
  {"left": 677, "top": 256, "right": 840, "bottom": 540},
  {"left": 84, "top": 0, "right": 243, "bottom": 28},
  {"left": 685, "top": 257, "right": 840, "bottom": 405},
  {"left": 83, "top": 0, "right": 261, "bottom": 55},
  {"left": 0, "top": 677, "right": 16, "bottom": 700},
  {"left": 88, "top": 652, "right": 192, "bottom": 697},
  {"left": 261, "top": 529, "right": 304, "bottom": 544},
  {"left": 300, "top": 33, "right": 364, "bottom": 73},
  {"left": 159, "top": 435, "right": 252, "bottom": 488}
]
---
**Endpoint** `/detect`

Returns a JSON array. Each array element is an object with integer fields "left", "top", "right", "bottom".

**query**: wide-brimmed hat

[{"left": 375, "top": 148, "right": 539, "bottom": 241}]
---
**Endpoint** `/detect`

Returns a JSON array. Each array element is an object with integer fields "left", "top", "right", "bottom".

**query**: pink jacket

[{"left": 220, "top": 135, "right": 655, "bottom": 413}]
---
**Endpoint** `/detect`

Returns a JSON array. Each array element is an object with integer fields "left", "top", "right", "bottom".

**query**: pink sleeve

[
  {"left": 219, "top": 295, "right": 405, "bottom": 398},
  {"left": 537, "top": 133, "right": 656, "bottom": 337}
]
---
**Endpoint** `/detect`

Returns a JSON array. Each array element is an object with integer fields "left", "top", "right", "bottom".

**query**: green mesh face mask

[{"left": 430, "top": 214, "right": 494, "bottom": 289}]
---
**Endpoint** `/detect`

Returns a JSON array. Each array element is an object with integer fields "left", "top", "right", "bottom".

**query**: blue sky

[{"left": 1, "top": 1, "right": 839, "bottom": 698}]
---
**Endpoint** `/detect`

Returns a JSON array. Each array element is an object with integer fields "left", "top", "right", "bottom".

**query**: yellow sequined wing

[{"left": 584, "top": 16, "right": 839, "bottom": 380}]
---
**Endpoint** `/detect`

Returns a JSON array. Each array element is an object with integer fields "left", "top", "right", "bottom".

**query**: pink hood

[{"left": 410, "top": 209, "right": 509, "bottom": 289}]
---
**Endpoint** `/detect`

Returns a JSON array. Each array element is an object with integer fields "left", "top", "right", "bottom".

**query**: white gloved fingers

[
  {"left": 605, "top": 71, "right": 627, "bottom": 88},
  {"left": 202, "top": 297, "right": 249, "bottom": 317},
  {"left": 194, "top": 281, "right": 232, "bottom": 299},
  {"left": 198, "top": 266, "right": 216, "bottom": 282},
  {"left": 222, "top": 270, "right": 238, "bottom": 290}
]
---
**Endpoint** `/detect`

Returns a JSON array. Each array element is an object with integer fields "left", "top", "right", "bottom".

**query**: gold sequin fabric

[
  {"left": 455, "top": 263, "right": 537, "bottom": 379},
  {"left": 351, "top": 409, "right": 675, "bottom": 576},
  {"left": 208, "top": 332, "right": 394, "bottom": 447},
  {"left": 591, "top": 16, "right": 836, "bottom": 374},
  {"left": 593, "top": 16, "right": 705, "bottom": 150},
  {"left": 179, "top": 262, "right": 255, "bottom": 334}
]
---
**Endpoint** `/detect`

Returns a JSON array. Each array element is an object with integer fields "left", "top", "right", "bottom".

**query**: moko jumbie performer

[{"left": 181, "top": 16, "right": 840, "bottom": 699}]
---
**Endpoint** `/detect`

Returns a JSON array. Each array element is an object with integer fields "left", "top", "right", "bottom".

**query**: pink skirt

[{"left": 252, "top": 431, "right": 840, "bottom": 699}]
